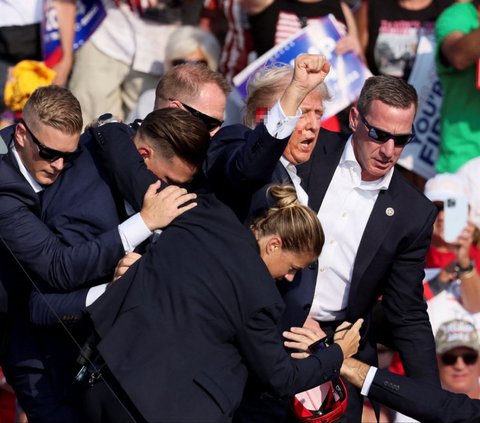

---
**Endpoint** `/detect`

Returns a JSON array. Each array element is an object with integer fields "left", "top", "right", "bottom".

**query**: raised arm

[
  {"left": 206, "top": 54, "right": 329, "bottom": 195},
  {"left": 91, "top": 123, "right": 161, "bottom": 211}
]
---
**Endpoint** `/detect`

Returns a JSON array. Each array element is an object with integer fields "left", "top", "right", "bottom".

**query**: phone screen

[{"left": 443, "top": 197, "right": 469, "bottom": 243}]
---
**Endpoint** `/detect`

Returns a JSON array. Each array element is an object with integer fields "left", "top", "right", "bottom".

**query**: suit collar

[
  {"left": 0, "top": 124, "right": 43, "bottom": 193},
  {"left": 10, "top": 144, "right": 44, "bottom": 193},
  {"left": 298, "top": 130, "right": 347, "bottom": 213},
  {"left": 0, "top": 133, "right": 7, "bottom": 154},
  {"left": 349, "top": 174, "right": 401, "bottom": 301}
]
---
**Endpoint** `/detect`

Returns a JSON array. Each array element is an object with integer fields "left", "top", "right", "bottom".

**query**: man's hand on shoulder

[{"left": 140, "top": 182, "right": 198, "bottom": 231}]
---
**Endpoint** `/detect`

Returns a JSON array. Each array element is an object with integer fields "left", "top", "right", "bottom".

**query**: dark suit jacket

[
  {"left": 0, "top": 124, "right": 125, "bottom": 371},
  {"left": 369, "top": 368, "right": 480, "bottom": 423},
  {"left": 0, "top": 127, "right": 124, "bottom": 303},
  {"left": 292, "top": 129, "right": 439, "bottom": 384},
  {"left": 205, "top": 123, "right": 321, "bottom": 329},
  {"left": 29, "top": 131, "right": 124, "bottom": 326},
  {"left": 205, "top": 123, "right": 290, "bottom": 223},
  {"left": 88, "top": 193, "right": 344, "bottom": 423}
]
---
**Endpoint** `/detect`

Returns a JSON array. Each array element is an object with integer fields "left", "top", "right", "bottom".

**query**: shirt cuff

[
  {"left": 85, "top": 283, "right": 108, "bottom": 307},
  {"left": 264, "top": 100, "right": 301, "bottom": 139},
  {"left": 360, "top": 366, "right": 378, "bottom": 396},
  {"left": 118, "top": 212, "right": 152, "bottom": 253}
]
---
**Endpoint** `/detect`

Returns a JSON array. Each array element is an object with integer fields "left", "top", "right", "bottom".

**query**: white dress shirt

[
  {"left": 310, "top": 137, "right": 394, "bottom": 321},
  {"left": 279, "top": 156, "right": 309, "bottom": 206}
]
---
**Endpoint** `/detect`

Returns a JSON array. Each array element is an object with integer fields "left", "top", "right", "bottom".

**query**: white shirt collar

[
  {"left": 340, "top": 136, "right": 394, "bottom": 191},
  {"left": 11, "top": 143, "right": 44, "bottom": 193},
  {"left": 279, "top": 155, "right": 294, "bottom": 172}
]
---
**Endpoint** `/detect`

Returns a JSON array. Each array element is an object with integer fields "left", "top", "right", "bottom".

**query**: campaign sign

[
  {"left": 399, "top": 34, "right": 441, "bottom": 180},
  {"left": 42, "top": 0, "right": 106, "bottom": 68},
  {"left": 233, "top": 14, "right": 371, "bottom": 120}
]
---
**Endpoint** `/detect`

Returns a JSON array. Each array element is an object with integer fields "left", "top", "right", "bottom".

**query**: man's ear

[
  {"left": 137, "top": 145, "right": 152, "bottom": 159},
  {"left": 265, "top": 235, "right": 283, "bottom": 255},
  {"left": 168, "top": 99, "right": 182, "bottom": 110},
  {"left": 349, "top": 106, "right": 359, "bottom": 132},
  {"left": 14, "top": 121, "right": 27, "bottom": 148}
]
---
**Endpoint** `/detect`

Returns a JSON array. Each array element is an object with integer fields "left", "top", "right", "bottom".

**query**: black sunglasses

[
  {"left": 19, "top": 119, "right": 80, "bottom": 163},
  {"left": 359, "top": 114, "right": 415, "bottom": 147},
  {"left": 170, "top": 99, "right": 223, "bottom": 132},
  {"left": 307, "top": 324, "right": 354, "bottom": 353},
  {"left": 440, "top": 351, "right": 479, "bottom": 366},
  {"left": 171, "top": 59, "right": 208, "bottom": 67}
]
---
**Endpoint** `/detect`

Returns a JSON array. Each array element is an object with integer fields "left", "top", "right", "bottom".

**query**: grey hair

[
  {"left": 244, "top": 63, "right": 330, "bottom": 128},
  {"left": 164, "top": 25, "right": 221, "bottom": 72}
]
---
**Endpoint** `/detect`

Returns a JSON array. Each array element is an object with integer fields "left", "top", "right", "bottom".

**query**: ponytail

[{"left": 251, "top": 185, "right": 324, "bottom": 257}]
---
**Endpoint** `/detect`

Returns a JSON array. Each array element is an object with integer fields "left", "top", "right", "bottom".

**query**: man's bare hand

[
  {"left": 333, "top": 318, "right": 363, "bottom": 359},
  {"left": 340, "top": 357, "right": 370, "bottom": 389},
  {"left": 283, "top": 326, "right": 324, "bottom": 359},
  {"left": 140, "top": 182, "right": 197, "bottom": 231},
  {"left": 112, "top": 252, "right": 142, "bottom": 283},
  {"left": 280, "top": 54, "right": 331, "bottom": 115}
]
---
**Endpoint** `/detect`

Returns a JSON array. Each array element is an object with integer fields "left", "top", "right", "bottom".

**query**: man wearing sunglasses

[
  {"left": 436, "top": 319, "right": 480, "bottom": 401},
  {"left": 127, "top": 63, "right": 229, "bottom": 136},
  {"left": 339, "top": 319, "right": 480, "bottom": 423},
  {"left": 0, "top": 86, "right": 196, "bottom": 423},
  {"left": 153, "top": 63, "right": 229, "bottom": 136},
  {"left": 274, "top": 74, "right": 440, "bottom": 420}
]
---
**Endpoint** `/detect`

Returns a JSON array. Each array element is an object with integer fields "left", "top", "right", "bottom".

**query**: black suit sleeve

[
  {"left": 91, "top": 123, "right": 160, "bottom": 211},
  {"left": 205, "top": 123, "right": 289, "bottom": 194},
  {"left": 0, "top": 179, "right": 124, "bottom": 292},
  {"left": 382, "top": 204, "right": 440, "bottom": 385},
  {"left": 29, "top": 289, "right": 89, "bottom": 326},
  {"left": 369, "top": 368, "right": 480, "bottom": 423},
  {"left": 236, "top": 304, "right": 344, "bottom": 397}
]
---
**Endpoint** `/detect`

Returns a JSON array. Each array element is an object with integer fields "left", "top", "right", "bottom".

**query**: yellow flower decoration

[{"left": 4, "top": 60, "right": 57, "bottom": 112}]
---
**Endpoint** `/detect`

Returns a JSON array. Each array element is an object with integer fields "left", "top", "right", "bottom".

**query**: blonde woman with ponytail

[
  {"left": 85, "top": 185, "right": 362, "bottom": 423},
  {"left": 252, "top": 184, "right": 324, "bottom": 281}
]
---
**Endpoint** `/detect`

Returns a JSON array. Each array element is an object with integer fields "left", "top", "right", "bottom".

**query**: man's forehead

[{"left": 300, "top": 91, "right": 324, "bottom": 110}]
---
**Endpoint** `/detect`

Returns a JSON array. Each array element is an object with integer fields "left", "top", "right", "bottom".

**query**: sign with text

[
  {"left": 399, "top": 34, "right": 441, "bottom": 180},
  {"left": 233, "top": 15, "right": 371, "bottom": 121},
  {"left": 42, "top": 0, "right": 106, "bottom": 68}
]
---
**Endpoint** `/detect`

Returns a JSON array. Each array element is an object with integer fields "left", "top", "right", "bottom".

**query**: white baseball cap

[{"left": 424, "top": 173, "right": 468, "bottom": 203}]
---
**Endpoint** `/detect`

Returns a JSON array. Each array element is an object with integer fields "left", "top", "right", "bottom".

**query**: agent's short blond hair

[{"left": 22, "top": 85, "right": 83, "bottom": 134}]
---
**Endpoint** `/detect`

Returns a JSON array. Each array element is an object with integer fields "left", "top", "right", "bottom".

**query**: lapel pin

[{"left": 386, "top": 207, "right": 394, "bottom": 217}]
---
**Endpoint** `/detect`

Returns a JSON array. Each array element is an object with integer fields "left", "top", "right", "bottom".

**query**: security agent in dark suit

[
  {"left": 28, "top": 108, "right": 211, "bottom": 329},
  {"left": 84, "top": 183, "right": 364, "bottom": 423},
  {"left": 0, "top": 86, "right": 181, "bottom": 423},
  {"left": 282, "top": 75, "right": 439, "bottom": 420},
  {"left": 341, "top": 357, "right": 480, "bottom": 423},
  {"left": 205, "top": 54, "right": 332, "bottom": 421}
]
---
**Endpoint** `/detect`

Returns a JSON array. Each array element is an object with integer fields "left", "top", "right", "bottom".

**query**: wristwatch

[{"left": 455, "top": 259, "right": 475, "bottom": 277}]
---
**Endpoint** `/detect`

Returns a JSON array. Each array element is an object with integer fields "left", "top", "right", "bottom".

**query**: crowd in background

[{"left": 1, "top": 0, "right": 480, "bottom": 422}]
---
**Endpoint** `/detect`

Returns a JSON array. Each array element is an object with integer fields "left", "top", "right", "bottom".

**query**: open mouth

[{"left": 299, "top": 139, "right": 314, "bottom": 151}]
